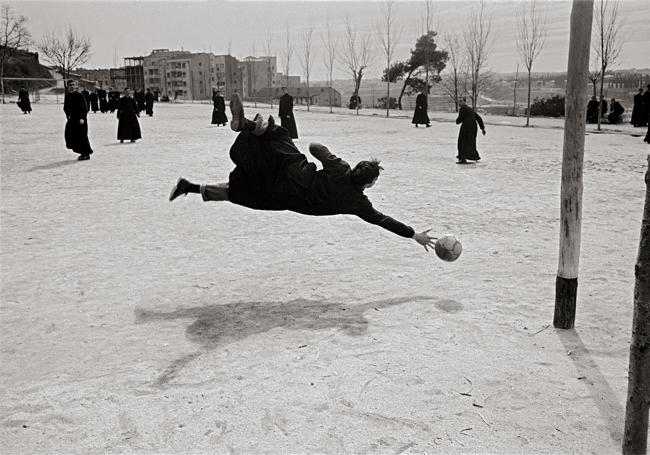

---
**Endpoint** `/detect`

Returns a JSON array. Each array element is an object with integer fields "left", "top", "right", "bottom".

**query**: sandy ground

[{"left": 1, "top": 100, "right": 648, "bottom": 454}]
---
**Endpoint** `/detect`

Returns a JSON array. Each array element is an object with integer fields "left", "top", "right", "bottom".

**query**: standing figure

[
  {"left": 349, "top": 94, "right": 361, "bottom": 110},
  {"left": 98, "top": 88, "right": 108, "bottom": 113},
  {"left": 279, "top": 86, "right": 298, "bottom": 139},
  {"left": 642, "top": 85, "right": 650, "bottom": 128},
  {"left": 411, "top": 89, "right": 431, "bottom": 127},
  {"left": 144, "top": 88, "right": 155, "bottom": 117},
  {"left": 455, "top": 98, "right": 486, "bottom": 164},
  {"left": 81, "top": 87, "right": 90, "bottom": 113},
  {"left": 16, "top": 86, "right": 32, "bottom": 114},
  {"left": 116, "top": 87, "right": 141, "bottom": 143},
  {"left": 586, "top": 96, "right": 599, "bottom": 124},
  {"left": 631, "top": 88, "right": 644, "bottom": 127},
  {"left": 608, "top": 98, "right": 624, "bottom": 124},
  {"left": 134, "top": 89, "right": 146, "bottom": 113},
  {"left": 63, "top": 80, "right": 93, "bottom": 161},
  {"left": 89, "top": 90, "right": 99, "bottom": 113},
  {"left": 211, "top": 90, "right": 227, "bottom": 126}
]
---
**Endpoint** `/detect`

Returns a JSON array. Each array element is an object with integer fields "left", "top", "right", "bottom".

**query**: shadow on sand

[
  {"left": 556, "top": 328, "right": 624, "bottom": 445},
  {"left": 136, "top": 296, "right": 452, "bottom": 386},
  {"left": 26, "top": 160, "right": 79, "bottom": 172}
]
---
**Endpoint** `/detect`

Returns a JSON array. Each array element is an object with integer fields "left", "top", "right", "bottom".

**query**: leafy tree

[{"left": 381, "top": 31, "right": 447, "bottom": 110}]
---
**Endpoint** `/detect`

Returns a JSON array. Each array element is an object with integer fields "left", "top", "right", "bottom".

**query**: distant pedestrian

[
  {"left": 81, "top": 87, "right": 90, "bottom": 113},
  {"left": 279, "top": 86, "right": 298, "bottom": 139},
  {"left": 455, "top": 97, "right": 485, "bottom": 164},
  {"left": 144, "top": 88, "right": 155, "bottom": 117},
  {"left": 134, "top": 89, "right": 145, "bottom": 113},
  {"left": 642, "top": 85, "right": 650, "bottom": 128},
  {"left": 116, "top": 87, "right": 141, "bottom": 143},
  {"left": 211, "top": 89, "right": 227, "bottom": 126},
  {"left": 608, "top": 98, "right": 624, "bottom": 124},
  {"left": 631, "top": 88, "right": 644, "bottom": 127},
  {"left": 411, "top": 88, "right": 431, "bottom": 128},
  {"left": 16, "top": 86, "right": 31, "bottom": 114},
  {"left": 63, "top": 80, "right": 93, "bottom": 161},
  {"left": 98, "top": 88, "right": 108, "bottom": 113},
  {"left": 89, "top": 89, "right": 99, "bottom": 113}
]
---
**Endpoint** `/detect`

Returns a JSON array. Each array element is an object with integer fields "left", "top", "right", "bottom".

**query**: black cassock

[
  {"left": 211, "top": 94, "right": 227, "bottom": 125},
  {"left": 144, "top": 92, "right": 155, "bottom": 117},
  {"left": 608, "top": 101, "right": 624, "bottom": 124},
  {"left": 279, "top": 93, "right": 298, "bottom": 139},
  {"left": 63, "top": 91, "right": 93, "bottom": 156},
  {"left": 117, "top": 96, "right": 142, "bottom": 141},
  {"left": 89, "top": 92, "right": 99, "bottom": 112},
  {"left": 587, "top": 99, "right": 600, "bottom": 123},
  {"left": 456, "top": 104, "right": 484, "bottom": 161},
  {"left": 411, "top": 93, "right": 430, "bottom": 125},
  {"left": 17, "top": 88, "right": 32, "bottom": 113}
]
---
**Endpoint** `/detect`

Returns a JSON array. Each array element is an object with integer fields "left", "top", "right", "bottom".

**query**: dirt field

[{"left": 1, "top": 100, "right": 648, "bottom": 454}]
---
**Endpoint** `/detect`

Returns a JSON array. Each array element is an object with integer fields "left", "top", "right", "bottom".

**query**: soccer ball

[{"left": 435, "top": 235, "right": 463, "bottom": 262}]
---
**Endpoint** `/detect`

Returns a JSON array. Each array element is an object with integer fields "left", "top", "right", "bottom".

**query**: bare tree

[
  {"left": 588, "top": 57, "right": 601, "bottom": 100},
  {"left": 280, "top": 25, "right": 293, "bottom": 88},
  {"left": 593, "top": 0, "right": 623, "bottom": 131},
  {"left": 422, "top": 0, "right": 434, "bottom": 106},
  {"left": 340, "top": 17, "right": 373, "bottom": 115},
  {"left": 516, "top": 0, "right": 547, "bottom": 126},
  {"left": 39, "top": 26, "right": 91, "bottom": 80},
  {"left": 463, "top": 0, "right": 492, "bottom": 109},
  {"left": 298, "top": 24, "right": 314, "bottom": 112},
  {"left": 265, "top": 29, "right": 273, "bottom": 108},
  {"left": 376, "top": 0, "right": 401, "bottom": 117},
  {"left": 321, "top": 19, "right": 338, "bottom": 113},
  {"left": 0, "top": 5, "right": 31, "bottom": 103},
  {"left": 439, "top": 31, "right": 466, "bottom": 112}
]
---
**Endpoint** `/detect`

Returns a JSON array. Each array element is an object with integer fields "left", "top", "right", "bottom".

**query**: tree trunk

[
  {"left": 622, "top": 155, "right": 650, "bottom": 455},
  {"left": 554, "top": 0, "right": 593, "bottom": 329},
  {"left": 1, "top": 60, "right": 5, "bottom": 104},
  {"left": 526, "top": 69, "right": 532, "bottom": 126},
  {"left": 597, "top": 65, "right": 606, "bottom": 132},
  {"left": 512, "top": 65, "right": 519, "bottom": 117}
]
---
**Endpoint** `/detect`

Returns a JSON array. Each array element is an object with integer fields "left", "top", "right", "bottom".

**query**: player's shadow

[
  {"left": 556, "top": 329, "right": 624, "bottom": 445},
  {"left": 136, "top": 296, "right": 440, "bottom": 386},
  {"left": 27, "top": 160, "right": 79, "bottom": 172}
]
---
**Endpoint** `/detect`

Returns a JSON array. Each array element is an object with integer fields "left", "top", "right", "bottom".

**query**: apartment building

[{"left": 240, "top": 56, "right": 277, "bottom": 99}]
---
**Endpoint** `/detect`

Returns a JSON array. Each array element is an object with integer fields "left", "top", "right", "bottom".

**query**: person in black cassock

[
  {"left": 116, "top": 87, "right": 141, "bottom": 143},
  {"left": 631, "top": 88, "right": 644, "bottom": 127},
  {"left": 211, "top": 89, "right": 227, "bottom": 126},
  {"left": 98, "top": 88, "right": 108, "bottom": 113},
  {"left": 89, "top": 90, "right": 99, "bottom": 113},
  {"left": 169, "top": 93, "right": 436, "bottom": 250},
  {"left": 455, "top": 97, "right": 486, "bottom": 164},
  {"left": 586, "top": 96, "right": 600, "bottom": 124},
  {"left": 81, "top": 87, "right": 90, "bottom": 113},
  {"left": 144, "top": 88, "right": 155, "bottom": 117},
  {"left": 279, "top": 86, "right": 298, "bottom": 139},
  {"left": 599, "top": 97, "right": 608, "bottom": 118},
  {"left": 134, "top": 89, "right": 145, "bottom": 113},
  {"left": 411, "top": 89, "right": 431, "bottom": 127},
  {"left": 642, "top": 85, "right": 650, "bottom": 128},
  {"left": 17, "top": 86, "right": 31, "bottom": 114},
  {"left": 63, "top": 80, "right": 93, "bottom": 161},
  {"left": 608, "top": 98, "right": 624, "bottom": 124}
]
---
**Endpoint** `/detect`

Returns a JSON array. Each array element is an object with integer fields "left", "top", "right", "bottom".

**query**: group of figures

[
  {"left": 62, "top": 80, "right": 156, "bottom": 160},
  {"left": 587, "top": 96, "right": 626, "bottom": 124},
  {"left": 411, "top": 89, "right": 485, "bottom": 164},
  {"left": 211, "top": 86, "right": 298, "bottom": 139}
]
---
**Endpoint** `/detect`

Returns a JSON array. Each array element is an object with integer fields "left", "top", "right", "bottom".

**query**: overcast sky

[{"left": 9, "top": 0, "right": 650, "bottom": 80}]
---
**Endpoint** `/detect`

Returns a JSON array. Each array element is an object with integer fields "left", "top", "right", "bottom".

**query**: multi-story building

[
  {"left": 207, "top": 54, "right": 242, "bottom": 98},
  {"left": 240, "top": 56, "right": 276, "bottom": 99},
  {"left": 109, "top": 68, "right": 127, "bottom": 92},
  {"left": 143, "top": 49, "right": 242, "bottom": 100},
  {"left": 124, "top": 56, "right": 145, "bottom": 91},
  {"left": 75, "top": 68, "right": 111, "bottom": 89}
]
